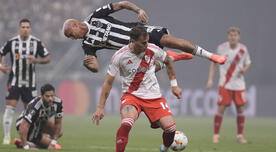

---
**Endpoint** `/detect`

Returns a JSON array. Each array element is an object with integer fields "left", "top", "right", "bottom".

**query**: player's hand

[
  {"left": 47, "top": 143, "right": 55, "bottom": 150},
  {"left": 28, "top": 55, "right": 39, "bottom": 64},
  {"left": 206, "top": 80, "right": 213, "bottom": 89},
  {"left": 92, "top": 107, "right": 105, "bottom": 126},
  {"left": 83, "top": 56, "right": 99, "bottom": 73},
  {"left": 172, "top": 86, "right": 182, "bottom": 99},
  {"left": 239, "top": 68, "right": 246, "bottom": 75},
  {"left": 0, "top": 64, "right": 10, "bottom": 74},
  {"left": 138, "top": 9, "right": 149, "bottom": 24}
]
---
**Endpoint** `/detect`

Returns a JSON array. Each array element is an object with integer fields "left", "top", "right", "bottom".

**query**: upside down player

[
  {"left": 63, "top": 1, "right": 226, "bottom": 73},
  {"left": 92, "top": 26, "right": 182, "bottom": 152},
  {"left": 207, "top": 27, "right": 251, "bottom": 143},
  {"left": 14, "top": 84, "right": 63, "bottom": 150}
]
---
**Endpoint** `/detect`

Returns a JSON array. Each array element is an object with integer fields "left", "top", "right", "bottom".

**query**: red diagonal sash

[
  {"left": 127, "top": 49, "right": 154, "bottom": 93},
  {"left": 223, "top": 49, "right": 245, "bottom": 87}
]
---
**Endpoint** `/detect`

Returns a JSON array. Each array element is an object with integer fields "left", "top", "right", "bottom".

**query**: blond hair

[{"left": 227, "top": 27, "right": 240, "bottom": 34}]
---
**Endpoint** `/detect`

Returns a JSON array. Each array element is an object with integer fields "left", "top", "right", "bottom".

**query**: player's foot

[
  {"left": 237, "top": 135, "right": 247, "bottom": 144},
  {"left": 166, "top": 50, "right": 193, "bottom": 61},
  {"left": 159, "top": 144, "right": 170, "bottom": 152},
  {"left": 55, "top": 144, "right": 62, "bottom": 150},
  {"left": 13, "top": 138, "right": 23, "bottom": 148},
  {"left": 2, "top": 136, "right": 11, "bottom": 145},
  {"left": 210, "top": 54, "right": 227, "bottom": 64},
  {"left": 212, "top": 135, "right": 220, "bottom": 143}
]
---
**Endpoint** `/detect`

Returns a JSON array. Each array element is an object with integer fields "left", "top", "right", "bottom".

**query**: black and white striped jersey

[
  {"left": 16, "top": 96, "right": 63, "bottom": 138},
  {"left": 0, "top": 35, "right": 49, "bottom": 88},
  {"left": 82, "top": 3, "right": 167, "bottom": 56}
]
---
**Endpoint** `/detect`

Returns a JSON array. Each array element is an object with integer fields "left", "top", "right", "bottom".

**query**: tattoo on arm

[{"left": 164, "top": 56, "right": 176, "bottom": 80}]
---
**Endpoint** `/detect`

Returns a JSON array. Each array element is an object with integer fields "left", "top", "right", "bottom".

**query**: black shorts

[
  {"left": 148, "top": 28, "right": 169, "bottom": 49},
  {"left": 6, "top": 86, "right": 37, "bottom": 103}
]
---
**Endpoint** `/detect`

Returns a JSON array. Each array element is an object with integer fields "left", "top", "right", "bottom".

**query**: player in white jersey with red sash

[
  {"left": 92, "top": 25, "right": 182, "bottom": 152},
  {"left": 207, "top": 27, "right": 251, "bottom": 143}
]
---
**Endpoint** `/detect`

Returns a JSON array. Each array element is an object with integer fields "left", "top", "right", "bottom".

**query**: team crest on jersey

[
  {"left": 92, "top": 20, "right": 103, "bottom": 28},
  {"left": 144, "top": 55, "right": 151, "bottom": 64}
]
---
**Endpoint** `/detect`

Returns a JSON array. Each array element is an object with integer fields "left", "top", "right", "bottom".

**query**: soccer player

[
  {"left": 13, "top": 84, "right": 63, "bottom": 150},
  {"left": 63, "top": 1, "right": 226, "bottom": 73},
  {"left": 206, "top": 27, "right": 251, "bottom": 143},
  {"left": 92, "top": 25, "right": 182, "bottom": 152},
  {"left": 0, "top": 18, "right": 51, "bottom": 144}
]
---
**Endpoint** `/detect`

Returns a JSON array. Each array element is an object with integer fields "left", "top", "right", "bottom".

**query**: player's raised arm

[
  {"left": 92, "top": 74, "right": 115, "bottom": 125},
  {"left": 112, "top": 1, "right": 149, "bottom": 23},
  {"left": 163, "top": 55, "right": 182, "bottom": 99}
]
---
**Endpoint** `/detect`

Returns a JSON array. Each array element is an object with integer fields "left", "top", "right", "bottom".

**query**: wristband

[
  {"left": 23, "top": 145, "right": 30, "bottom": 150},
  {"left": 50, "top": 140, "right": 57, "bottom": 145},
  {"left": 170, "top": 79, "right": 178, "bottom": 87}
]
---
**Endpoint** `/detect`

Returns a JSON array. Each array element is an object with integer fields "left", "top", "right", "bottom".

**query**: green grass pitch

[{"left": 1, "top": 115, "right": 275, "bottom": 152}]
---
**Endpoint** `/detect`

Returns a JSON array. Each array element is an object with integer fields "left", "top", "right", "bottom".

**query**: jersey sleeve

[
  {"left": 107, "top": 53, "right": 120, "bottom": 77},
  {"left": 82, "top": 43, "right": 102, "bottom": 57},
  {"left": 55, "top": 102, "right": 63, "bottom": 119},
  {"left": 154, "top": 47, "right": 167, "bottom": 63},
  {"left": 0, "top": 41, "right": 12, "bottom": 56},
  {"left": 23, "top": 102, "right": 39, "bottom": 124},
  {"left": 37, "top": 41, "right": 50, "bottom": 57},
  {"left": 85, "top": 3, "right": 114, "bottom": 21}
]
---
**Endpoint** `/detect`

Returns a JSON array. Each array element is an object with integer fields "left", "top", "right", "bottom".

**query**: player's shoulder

[
  {"left": 30, "top": 35, "right": 41, "bottom": 42},
  {"left": 112, "top": 45, "right": 129, "bottom": 60},
  {"left": 54, "top": 96, "right": 63, "bottom": 104},
  {"left": 6, "top": 35, "right": 19, "bottom": 43},
  {"left": 238, "top": 43, "right": 248, "bottom": 51},
  {"left": 147, "top": 43, "right": 162, "bottom": 52},
  {"left": 217, "top": 42, "right": 228, "bottom": 50},
  {"left": 29, "top": 96, "right": 43, "bottom": 110}
]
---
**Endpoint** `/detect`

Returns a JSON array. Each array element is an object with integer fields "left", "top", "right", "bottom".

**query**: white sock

[
  {"left": 194, "top": 45, "right": 213, "bottom": 59},
  {"left": 3, "top": 105, "right": 15, "bottom": 138}
]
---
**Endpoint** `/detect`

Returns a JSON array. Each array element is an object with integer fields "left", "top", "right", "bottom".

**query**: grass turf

[{"left": 0, "top": 115, "right": 275, "bottom": 152}]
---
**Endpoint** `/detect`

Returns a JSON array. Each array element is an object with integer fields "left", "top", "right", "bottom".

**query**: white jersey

[
  {"left": 217, "top": 42, "right": 251, "bottom": 90},
  {"left": 107, "top": 43, "right": 167, "bottom": 99}
]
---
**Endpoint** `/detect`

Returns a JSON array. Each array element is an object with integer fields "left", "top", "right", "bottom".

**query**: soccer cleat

[
  {"left": 212, "top": 135, "right": 220, "bottom": 143},
  {"left": 166, "top": 50, "right": 193, "bottom": 61},
  {"left": 210, "top": 54, "right": 227, "bottom": 64},
  {"left": 237, "top": 135, "right": 247, "bottom": 144},
  {"left": 2, "top": 136, "right": 11, "bottom": 145},
  {"left": 55, "top": 144, "right": 62, "bottom": 150},
  {"left": 159, "top": 144, "right": 170, "bottom": 152},
  {"left": 13, "top": 138, "right": 23, "bottom": 148}
]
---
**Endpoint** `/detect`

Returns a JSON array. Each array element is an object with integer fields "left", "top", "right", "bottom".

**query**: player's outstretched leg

[
  {"left": 160, "top": 34, "right": 227, "bottom": 64},
  {"left": 159, "top": 116, "right": 176, "bottom": 152},
  {"left": 236, "top": 105, "right": 247, "bottom": 143},
  {"left": 2, "top": 102, "right": 16, "bottom": 144}
]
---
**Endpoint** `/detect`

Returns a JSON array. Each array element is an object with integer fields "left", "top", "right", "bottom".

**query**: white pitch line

[{"left": 88, "top": 145, "right": 157, "bottom": 151}]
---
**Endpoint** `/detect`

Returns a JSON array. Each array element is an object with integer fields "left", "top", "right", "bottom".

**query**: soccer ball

[{"left": 170, "top": 131, "right": 188, "bottom": 151}]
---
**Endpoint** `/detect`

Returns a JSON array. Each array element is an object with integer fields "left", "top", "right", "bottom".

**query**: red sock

[
  {"left": 162, "top": 123, "right": 176, "bottom": 147},
  {"left": 237, "top": 114, "right": 245, "bottom": 135},
  {"left": 116, "top": 118, "right": 134, "bottom": 152},
  {"left": 214, "top": 114, "right": 223, "bottom": 134}
]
